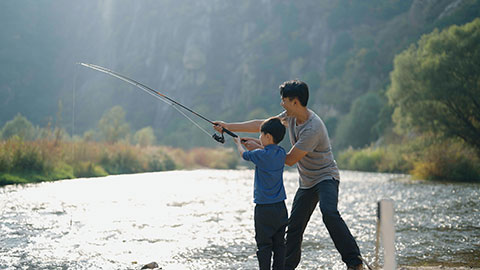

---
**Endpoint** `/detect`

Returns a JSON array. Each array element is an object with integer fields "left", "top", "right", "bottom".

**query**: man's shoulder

[{"left": 306, "top": 111, "right": 326, "bottom": 131}]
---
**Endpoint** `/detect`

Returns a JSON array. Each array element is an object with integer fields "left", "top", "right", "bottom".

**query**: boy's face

[{"left": 259, "top": 132, "right": 273, "bottom": 146}]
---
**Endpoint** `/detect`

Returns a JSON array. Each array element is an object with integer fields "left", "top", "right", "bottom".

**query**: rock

[{"left": 141, "top": 261, "right": 159, "bottom": 269}]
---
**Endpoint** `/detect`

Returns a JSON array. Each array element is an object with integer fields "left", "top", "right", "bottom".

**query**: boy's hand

[
  {"left": 242, "top": 138, "right": 263, "bottom": 150},
  {"left": 233, "top": 136, "right": 242, "bottom": 145},
  {"left": 233, "top": 136, "right": 246, "bottom": 156}
]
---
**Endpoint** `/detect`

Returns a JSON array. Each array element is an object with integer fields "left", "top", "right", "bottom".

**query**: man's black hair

[
  {"left": 261, "top": 117, "right": 286, "bottom": 144},
  {"left": 279, "top": 79, "right": 309, "bottom": 107}
]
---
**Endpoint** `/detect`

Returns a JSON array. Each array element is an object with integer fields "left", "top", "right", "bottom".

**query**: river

[{"left": 1, "top": 170, "right": 479, "bottom": 269}]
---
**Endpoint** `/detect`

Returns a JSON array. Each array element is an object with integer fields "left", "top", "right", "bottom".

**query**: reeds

[
  {"left": 337, "top": 137, "right": 480, "bottom": 182},
  {"left": 0, "top": 137, "right": 239, "bottom": 186}
]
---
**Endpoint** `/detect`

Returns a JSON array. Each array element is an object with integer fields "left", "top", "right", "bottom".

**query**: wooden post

[{"left": 378, "top": 199, "right": 396, "bottom": 270}]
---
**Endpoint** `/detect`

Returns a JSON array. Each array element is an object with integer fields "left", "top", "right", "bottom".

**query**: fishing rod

[{"left": 78, "top": 63, "right": 238, "bottom": 144}]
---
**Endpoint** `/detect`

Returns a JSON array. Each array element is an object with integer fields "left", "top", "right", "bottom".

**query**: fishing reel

[
  {"left": 212, "top": 131, "right": 246, "bottom": 144},
  {"left": 212, "top": 126, "right": 236, "bottom": 144},
  {"left": 212, "top": 133, "right": 226, "bottom": 144}
]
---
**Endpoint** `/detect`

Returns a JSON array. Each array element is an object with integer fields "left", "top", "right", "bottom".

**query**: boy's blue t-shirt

[{"left": 242, "top": 144, "right": 287, "bottom": 204}]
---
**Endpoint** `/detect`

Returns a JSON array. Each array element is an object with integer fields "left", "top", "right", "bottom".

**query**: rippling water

[{"left": 1, "top": 170, "right": 479, "bottom": 269}]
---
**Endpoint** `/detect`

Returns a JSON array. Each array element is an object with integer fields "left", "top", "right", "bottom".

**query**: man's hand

[
  {"left": 285, "top": 146, "right": 308, "bottom": 166},
  {"left": 212, "top": 120, "right": 264, "bottom": 133},
  {"left": 212, "top": 121, "right": 227, "bottom": 133}
]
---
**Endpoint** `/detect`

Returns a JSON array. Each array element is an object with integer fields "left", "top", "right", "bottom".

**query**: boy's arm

[
  {"left": 213, "top": 120, "right": 264, "bottom": 133},
  {"left": 242, "top": 137, "right": 261, "bottom": 144},
  {"left": 233, "top": 137, "right": 246, "bottom": 157}
]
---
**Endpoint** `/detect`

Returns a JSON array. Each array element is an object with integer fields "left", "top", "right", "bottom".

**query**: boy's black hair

[
  {"left": 279, "top": 79, "right": 309, "bottom": 107},
  {"left": 260, "top": 117, "right": 286, "bottom": 144}
]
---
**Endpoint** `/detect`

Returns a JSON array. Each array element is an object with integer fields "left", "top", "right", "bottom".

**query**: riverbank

[
  {"left": 337, "top": 137, "right": 480, "bottom": 182},
  {"left": 0, "top": 138, "right": 238, "bottom": 186},
  {"left": 2, "top": 136, "right": 480, "bottom": 187}
]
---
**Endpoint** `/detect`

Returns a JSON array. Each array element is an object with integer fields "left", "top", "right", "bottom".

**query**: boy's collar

[{"left": 263, "top": 144, "right": 278, "bottom": 148}]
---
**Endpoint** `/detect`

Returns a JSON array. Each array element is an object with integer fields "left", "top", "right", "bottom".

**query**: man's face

[{"left": 280, "top": 96, "right": 295, "bottom": 116}]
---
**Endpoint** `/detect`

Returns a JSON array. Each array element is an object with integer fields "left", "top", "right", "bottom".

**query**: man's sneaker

[{"left": 347, "top": 264, "right": 363, "bottom": 270}]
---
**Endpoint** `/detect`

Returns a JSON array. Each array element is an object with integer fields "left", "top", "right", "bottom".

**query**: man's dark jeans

[
  {"left": 255, "top": 201, "right": 288, "bottom": 270},
  {"left": 285, "top": 179, "right": 361, "bottom": 269}
]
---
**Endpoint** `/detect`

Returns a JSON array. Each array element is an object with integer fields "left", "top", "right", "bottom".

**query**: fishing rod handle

[{"left": 222, "top": 127, "right": 238, "bottom": 138}]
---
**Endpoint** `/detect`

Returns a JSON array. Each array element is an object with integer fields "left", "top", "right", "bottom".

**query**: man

[{"left": 213, "top": 80, "right": 363, "bottom": 270}]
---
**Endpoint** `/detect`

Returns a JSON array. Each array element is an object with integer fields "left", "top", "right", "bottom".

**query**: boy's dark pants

[
  {"left": 255, "top": 201, "right": 288, "bottom": 270},
  {"left": 285, "top": 179, "right": 361, "bottom": 269}
]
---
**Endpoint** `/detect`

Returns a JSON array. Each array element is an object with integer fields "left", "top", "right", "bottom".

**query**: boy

[{"left": 233, "top": 117, "right": 288, "bottom": 270}]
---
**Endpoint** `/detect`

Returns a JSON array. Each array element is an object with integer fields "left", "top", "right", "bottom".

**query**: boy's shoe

[{"left": 347, "top": 264, "right": 363, "bottom": 270}]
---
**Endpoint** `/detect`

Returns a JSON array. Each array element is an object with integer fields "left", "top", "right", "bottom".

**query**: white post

[{"left": 378, "top": 199, "right": 396, "bottom": 270}]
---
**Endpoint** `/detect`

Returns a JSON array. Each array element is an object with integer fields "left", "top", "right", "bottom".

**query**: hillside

[{"left": 1, "top": 0, "right": 479, "bottom": 148}]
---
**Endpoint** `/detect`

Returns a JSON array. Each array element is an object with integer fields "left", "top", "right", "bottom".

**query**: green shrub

[
  {"left": 100, "top": 145, "right": 143, "bottom": 174},
  {"left": 411, "top": 141, "right": 480, "bottom": 182},
  {"left": 73, "top": 161, "right": 108, "bottom": 178},
  {"left": 147, "top": 157, "right": 165, "bottom": 172},
  {"left": 46, "top": 163, "right": 74, "bottom": 182},
  {"left": 1, "top": 114, "right": 36, "bottom": 141},
  {"left": 338, "top": 136, "right": 480, "bottom": 182},
  {"left": 11, "top": 143, "right": 44, "bottom": 172},
  {"left": 0, "top": 173, "right": 29, "bottom": 185},
  {"left": 0, "top": 142, "right": 11, "bottom": 172},
  {"left": 375, "top": 144, "right": 413, "bottom": 173},
  {"left": 162, "top": 154, "right": 176, "bottom": 171},
  {"left": 134, "top": 127, "right": 156, "bottom": 147},
  {"left": 350, "top": 149, "right": 382, "bottom": 172},
  {"left": 338, "top": 147, "right": 383, "bottom": 172},
  {"left": 146, "top": 152, "right": 176, "bottom": 171},
  {"left": 334, "top": 92, "right": 384, "bottom": 150}
]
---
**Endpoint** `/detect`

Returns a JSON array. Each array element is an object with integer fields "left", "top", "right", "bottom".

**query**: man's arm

[
  {"left": 285, "top": 146, "right": 308, "bottom": 167},
  {"left": 213, "top": 120, "right": 264, "bottom": 133}
]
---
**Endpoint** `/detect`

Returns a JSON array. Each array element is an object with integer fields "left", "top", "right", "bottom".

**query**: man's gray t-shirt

[{"left": 278, "top": 110, "right": 340, "bottom": 189}]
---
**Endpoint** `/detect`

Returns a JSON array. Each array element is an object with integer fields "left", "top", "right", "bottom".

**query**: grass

[
  {"left": 337, "top": 137, "right": 480, "bottom": 182},
  {"left": 0, "top": 137, "right": 239, "bottom": 186}
]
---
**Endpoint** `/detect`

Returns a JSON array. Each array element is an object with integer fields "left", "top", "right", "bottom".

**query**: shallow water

[{"left": 0, "top": 169, "right": 479, "bottom": 269}]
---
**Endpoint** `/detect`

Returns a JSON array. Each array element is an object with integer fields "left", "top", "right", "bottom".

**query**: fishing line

[
  {"left": 170, "top": 104, "right": 213, "bottom": 138},
  {"left": 77, "top": 63, "right": 238, "bottom": 143},
  {"left": 71, "top": 63, "right": 78, "bottom": 159}
]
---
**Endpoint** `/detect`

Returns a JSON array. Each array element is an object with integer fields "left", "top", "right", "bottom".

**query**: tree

[
  {"left": 387, "top": 18, "right": 480, "bottom": 154},
  {"left": 98, "top": 106, "right": 130, "bottom": 143},
  {"left": 334, "top": 92, "right": 383, "bottom": 150},
  {"left": 133, "top": 126, "right": 156, "bottom": 147},
  {"left": 1, "top": 113, "right": 36, "bottom": 140}
]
